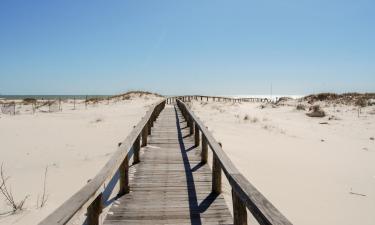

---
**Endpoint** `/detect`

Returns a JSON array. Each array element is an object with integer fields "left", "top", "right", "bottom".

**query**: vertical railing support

[
  {"left": 118, "top": 155, "right": 129, "bottom": 196},
  {"left": 148, "top": 119, "right": 152, "bottom": 135},
  {"left": 133, "top": 135, "right": 141, "bottom": 164},
  {"left": 201, "top": 135, "right": 208, "bottom": 163},
  {"left": 212, "top": 153, "right": 222, "bottom": 193},
  {"left": 189, "top": 118, "right": 194, "bottom": 135},
  {"left": 142, "top": 125, "right": 148, "bottom": 147},
  {"left": 194, "top": 123, "right": 200, "bottom": 147},
  {"left": 232, "top": 190, "right": 247, "bottom": 225},
  {"left": 87, "top": 193, "right": 103, "bottom": 225}
]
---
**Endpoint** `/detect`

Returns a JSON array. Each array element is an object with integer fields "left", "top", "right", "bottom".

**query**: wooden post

[
  {"left": 189, "top": 119, "right": 194, "bottom": 135},
  {"left": 194, "top": 123, "right": 200, "bottom": 147},
  {"left": 118, "top": 155, "right": 130, "bottom": 196},
  {"left": 142, "top": 125, "right": 148, "bottom": 147},
  {"left": 148, "top": 119, "right": 152, "bottom": 135},
  {"left": 73, "top": 97, "right": 76, "bottom": 110},
  {"left": 133, "top": 135, "right": 141, "bottom": 164},
  {"left": 232, "top": 189, "right": 247, "bottom": 225},
  {"left": 85, "top": 95, "right": 88, "bottom": 109},
  {"left": 87, "top": 193, "right": 103, "bottom": 225},
  {"left": 212, "top": 153, "right": 222, "bottom": 194},
  {"left": 201, "top": 135, "right": 208, "bottom": 163}
]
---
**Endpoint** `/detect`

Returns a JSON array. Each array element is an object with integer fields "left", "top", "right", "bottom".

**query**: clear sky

[{"left": 0, "top": 0, "right": 374, "bottom": 95}]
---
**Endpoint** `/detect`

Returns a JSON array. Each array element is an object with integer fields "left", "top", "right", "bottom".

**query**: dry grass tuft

[
  {"left": 0, "top": 163, "right": 29, "bottom": 213},
  {"left": 37, "top": 166, "right": 49, "bottom": 208},
  {"left": 243, "top": 115, "right": 259, "bottom": 123}
]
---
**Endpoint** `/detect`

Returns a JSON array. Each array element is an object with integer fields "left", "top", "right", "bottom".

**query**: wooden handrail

[
  {"left": 166, "top": 95, "right": 272, "bottom": 104},
  {"left": 39, "top": 100, "right": 166, "bottom": 225},
  {"left": 177, "top": 99, "right": 292, "bottom": 225}
]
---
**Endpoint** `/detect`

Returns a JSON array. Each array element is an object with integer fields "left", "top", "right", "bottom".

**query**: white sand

[
  {"left": 1, "top": 96, "right": 374, "bottom": 225},
  {"left": 189, "top": 100, "right": 375, "bottom": 225},
  {"left": 0, "top": 95, "right": 162, "bottom": 224}
]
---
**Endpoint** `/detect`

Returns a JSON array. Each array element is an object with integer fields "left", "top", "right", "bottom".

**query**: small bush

[
  {"left": 306, "top": 105, "right": 326, "bottom": 117},
  {"left": 296, "top": 104, "right": 306, "bottom": 110},
  {"left": 355, "top": 98, "right": 367, "bottom": 107}
]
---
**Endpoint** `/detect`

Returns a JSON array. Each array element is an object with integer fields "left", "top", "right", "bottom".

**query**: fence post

[
  {"left": 232, "top": 189, "right": 247, "bottom": 225},
  {"left": 201, "top": 135, "right": 208, "bottom": 163},
  {"left": 148, "top": 119, "right": 152, "bottom": 135},
  {"left": 142, "top": 125, "right": 148, "bottom": 147},
  {"left": 194, "top": 123, "right": 200, "bottom": 147},
  {"left": 87, "top": 193, "right": 103, "bottom": 225},
  {"left": 133, "top": 135, "right": 141, "bottom": 164},
  {"left": 118, "top": 154, "right": 130, "bottom": 196},
  {"left": 212, "top": 153, "right": 222, "bottom": 194}
]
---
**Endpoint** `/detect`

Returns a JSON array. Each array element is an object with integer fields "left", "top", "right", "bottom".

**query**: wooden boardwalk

[{"left": 103, "top": 105, "right": 233, "bottom": 225}]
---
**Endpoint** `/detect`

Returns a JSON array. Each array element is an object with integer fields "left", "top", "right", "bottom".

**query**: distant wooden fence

[
  {"left": 39, "top": 100, "right": 166, "bottom": 225},
  {"left": 166, "top": 95, "right": 272, "bottom": 104},
  {"left": 177, "top": 99, "right": 292, "bottom": 225},
  {"left": 1, "top": 102, "right": 16, "bottom": 115}
]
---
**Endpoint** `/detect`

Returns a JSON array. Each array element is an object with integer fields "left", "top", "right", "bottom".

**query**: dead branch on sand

[{"left": 0, "top": 163, "right": 29, "bottom": 213}]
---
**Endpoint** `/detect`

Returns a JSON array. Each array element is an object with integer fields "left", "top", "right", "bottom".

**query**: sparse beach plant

[
  {"left": 250, "top": 117, "right": 259, "bottom": 123},
  {"left": 37, "top": 166, "right": 49, "bottom": 208},
  {"left": 0, "top": 163, "right": 29, "bottom": 213},
  {"left": 243, "top": 115, "right": 258, "bottom": 123}
]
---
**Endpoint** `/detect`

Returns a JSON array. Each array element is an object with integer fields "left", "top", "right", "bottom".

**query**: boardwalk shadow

[{"left": 174, "top": 105, "right": 218, "bottom": 225}]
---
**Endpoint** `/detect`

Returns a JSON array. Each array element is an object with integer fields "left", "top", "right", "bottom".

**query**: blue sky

[{"left": 0, "top": 0, "right": 374, "bottom": 95}]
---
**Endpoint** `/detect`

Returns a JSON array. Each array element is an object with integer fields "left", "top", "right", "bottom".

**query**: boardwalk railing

[
  {"left": 167, "top": 95, "right": 272, "bottom": 104},
  {"left": 177, "top": 99, "right": 292, "bottom": 225},
  {"left": 39, "top": 100, "right": 166, "bottom": 225}
]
